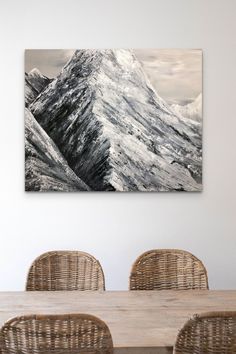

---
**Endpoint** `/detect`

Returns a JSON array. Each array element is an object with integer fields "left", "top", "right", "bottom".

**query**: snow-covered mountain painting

[{"left": 25, "top": 49, "right": 202, "bottom": 192}]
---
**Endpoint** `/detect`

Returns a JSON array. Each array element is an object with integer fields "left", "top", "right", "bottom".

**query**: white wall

[{"left": 0, "top": 0, "right": 235, "bottom": 291}]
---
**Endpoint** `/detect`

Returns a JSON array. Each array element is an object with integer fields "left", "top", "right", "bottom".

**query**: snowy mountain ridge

[
  {"left": 25, "top": 108, "right": 89, "bottom": 191},
  {"left": 29, "top": 49, "right": 202, "bottom": 191},
  {"left": 171, "top": 93, "right": 202, "bottom": 122}
]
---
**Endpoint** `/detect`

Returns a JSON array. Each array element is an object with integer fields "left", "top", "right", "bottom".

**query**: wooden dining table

[{"left": 0, "top": 290, "right": 235, "bottom": 354}]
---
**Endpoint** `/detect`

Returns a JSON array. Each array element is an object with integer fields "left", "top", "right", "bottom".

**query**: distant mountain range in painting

[{"left": 25, "top": 49, "right": 202, "bottom": 192}]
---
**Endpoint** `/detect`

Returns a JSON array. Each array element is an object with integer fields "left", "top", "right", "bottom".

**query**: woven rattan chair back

[
  {"left": 130, "top": 249, "right": 208, "bottom": 290},
  {"left": 26, "top": 251, "right": 105, "bottom": 291},
  {"left": 0, "top": 314, "right": 113, "bottom": 354},
  {"left": 174, "top": 311, "right": 236, "bottom": 354}
]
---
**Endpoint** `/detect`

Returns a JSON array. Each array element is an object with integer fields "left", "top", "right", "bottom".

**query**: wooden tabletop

[{"left": 0, "top": 290, "right": 235, "bottom": 354}]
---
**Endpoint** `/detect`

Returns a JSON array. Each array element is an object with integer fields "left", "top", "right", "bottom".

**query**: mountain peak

[
  {"left": 30, "top": 49, "right": 202, "bottom": 191},
  {"left": 60, "top": 49, "right": 142, "bottom": 84},
  {"left": 195, "top": 93, "right": 202, "bottom": 104},
  {"left": 171, "top": 93, "right": 202, "bottom": 122},
  {"left": 28, "top": 67, "right": 44, "bottom": 78},
  {"left": 25, "top": 69, "right": 52, "bottom": 107}
]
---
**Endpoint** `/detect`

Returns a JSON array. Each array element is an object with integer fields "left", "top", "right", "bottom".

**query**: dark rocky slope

[
  {"left": 30, "top": 50, "right": 202, "bottom": 191},
  {"left": 25, "top": 108, "right": 89, "bottom": 191}
]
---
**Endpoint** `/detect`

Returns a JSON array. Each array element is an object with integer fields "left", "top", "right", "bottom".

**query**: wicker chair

[
  {"left": 174, "top": 311, "right": 236, "bottom": 353},
  {"left": 0, "top": 313, "right": 113, "bottom": 354},
  {"left": 26, "top": 250, "right": 105, "bottom": 291},
  {"left": 129, "top": 249, "right": 208, "bottom": 290}
]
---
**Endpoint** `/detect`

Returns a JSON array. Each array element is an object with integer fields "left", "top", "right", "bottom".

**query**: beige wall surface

[{"left": 0, "top": 0, "right": 235, "bottom": 290}]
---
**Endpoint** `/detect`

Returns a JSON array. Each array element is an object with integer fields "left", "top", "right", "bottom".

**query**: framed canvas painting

[{"left": 25, "top": 49, "right": 202, "bottom": 192}]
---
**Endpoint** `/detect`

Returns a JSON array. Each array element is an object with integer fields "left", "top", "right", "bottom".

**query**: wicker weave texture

[
  {"left": 0, "top": 314, "right": 113, "bottom": 354},
  {"left": 174, "top": 312, "right": 236, "bottom": 354},
  {"left": 130, "top": 249, "right": 208, "bottom": 290},
  {"left": 26, "top": 251, "right": 105, "bottom": 291}
]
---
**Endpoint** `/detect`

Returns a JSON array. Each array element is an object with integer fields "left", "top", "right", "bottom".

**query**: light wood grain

[{"left": 0, "top": 291, "right": 235, "bottom": 354}]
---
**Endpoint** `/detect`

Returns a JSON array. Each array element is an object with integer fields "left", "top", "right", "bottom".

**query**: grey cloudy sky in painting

[
  {"left": 135, "top": 49, "right": 202, "bottom": 105},
  {"left": 25, "top": 50, "right": 75, "bottom": 78},
  {"left": 25, "top": 49, "right": 202, "bottom": 105}
]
